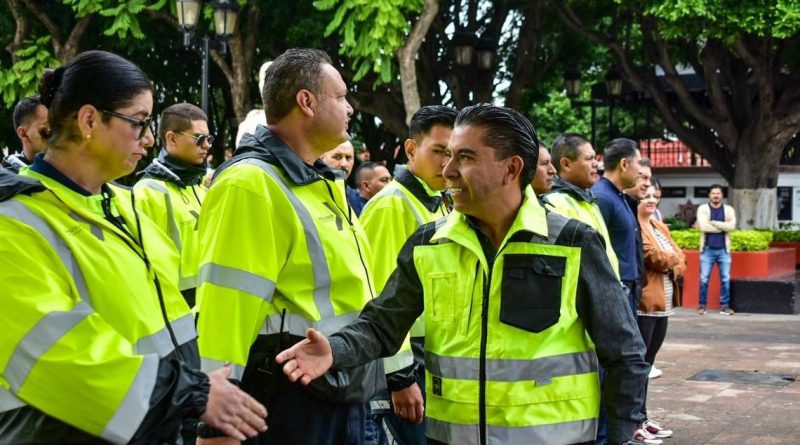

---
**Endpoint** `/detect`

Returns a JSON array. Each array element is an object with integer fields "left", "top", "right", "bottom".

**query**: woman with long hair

[{"left": 0, "top": 50, "right": 266, "bottom": 444}]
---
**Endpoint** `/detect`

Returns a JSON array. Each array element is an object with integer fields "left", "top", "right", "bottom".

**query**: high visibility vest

[
  {"left": 196, "top": 156, "right": 383, "bottom": 400},
  {"left": 545, "top": 191, "right": 620, "bottom": 278},
  {"left": 360, "top": 166, "right": 449, "bottom": 372},
  {"left": 416, "top": 190, "right": 600, "bottom": 445},
  {"left": 0, "top": 170, "right": 194, "bottom": 444},
  {"left": 134, "top": 179, "right": 207, "bottom": 291}
]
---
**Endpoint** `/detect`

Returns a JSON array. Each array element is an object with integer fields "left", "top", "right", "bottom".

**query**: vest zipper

[{"left": 479, "top": 266, "right": 490, "bottom": 445}]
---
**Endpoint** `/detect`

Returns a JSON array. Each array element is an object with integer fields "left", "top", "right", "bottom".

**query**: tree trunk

[
  {"left": 730, "top": 133, "right": 784, "bottom": 229},
  {"left": 397, "top": 0, "right": 439, "bottom": 125}
]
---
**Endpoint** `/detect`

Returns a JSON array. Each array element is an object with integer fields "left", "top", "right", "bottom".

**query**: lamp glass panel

[{"left": 176, "top": 0, "right": 201, "bottom": 28}]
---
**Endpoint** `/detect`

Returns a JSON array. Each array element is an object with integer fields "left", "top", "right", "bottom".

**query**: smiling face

[
  {"left": 638, "top": 185, "right": 659, "bottom": 218},
  {"left": 92, "top": 90, "right": 154, "bottom": 180},
  {"left": 444, "top": 124, "right": 519, "bottom": 220}
]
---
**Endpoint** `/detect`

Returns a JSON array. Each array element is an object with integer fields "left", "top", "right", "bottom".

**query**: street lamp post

[
  {"left": 451, "top": 30, "right": 496, "bottom": 104},
  {"left": 564, "top": 65, "right": 624, "bottom": 146},
  {"left": 174, "top": 0, "right": 239, "bottom": 114}
]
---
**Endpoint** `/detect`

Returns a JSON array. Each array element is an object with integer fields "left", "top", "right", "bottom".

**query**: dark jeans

[
  {"left": 245, "top": 369, "right": 366, "bottom": 445},
  {"left": 621, "top": 280, "right": 640, "bottom": 322}
]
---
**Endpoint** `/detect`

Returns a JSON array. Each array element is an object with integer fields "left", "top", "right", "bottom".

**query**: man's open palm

[{"left": 276, "top": 328, "right": 333, "bottom": 385}]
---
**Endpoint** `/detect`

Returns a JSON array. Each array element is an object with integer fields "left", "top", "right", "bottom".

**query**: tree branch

[
  {"left": 732, "top": 36, "right": 775, "bottom": 119},
  {"left": 5, "top": 0, "right": 29, "bottom": 63},
  {"left": 20, "top": 0, "right": 63, "bottom": 56},
  {"left": 397, "top": 0, "right": 439, "bottom": 124},
  {"left": 60, "top": 15, "right": 91, "bottom": 62}
]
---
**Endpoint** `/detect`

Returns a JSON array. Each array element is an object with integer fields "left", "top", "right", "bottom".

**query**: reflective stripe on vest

[
  {"left": 198, "top": 262, "right": 276, "bottom": 302},
  {"left": 201, "top": 357, "right": 246, "bottom": 381},
  {"left": 241, "top": 159, "right": 338, "bottom": 321},
  {"left": 133, "top": 313, "right": 196, "bottom": 357},
  {"left": 427, "top": 417, "right": 597, "bottom": 445},
  {"left": 135, "top": 181, "right": 182, "bottom": 251},
  {"left": 383, "top": 348, "right": 415, "bottom": 374},
  {"left": 259, "top": 311, "right": 359, "bottom": 337},
  {"left": 0, "top": 387, "right": 25, "bottom": 412},
  {"left": 385, "top": 187, "right": 424, "bottom": 225},
  {"left": 0, "top": 200, "right": 163, "bottom": 443},
  {"left": 426, "top": 350, "right": 598, "bottom": 383},
  {"left": 101, "top": 353, "right": 159, "bottom": 444}
]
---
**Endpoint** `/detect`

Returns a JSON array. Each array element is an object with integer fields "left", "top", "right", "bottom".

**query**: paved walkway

[{"left": 647, "top": 308, "right": 800, "bottom": 444}]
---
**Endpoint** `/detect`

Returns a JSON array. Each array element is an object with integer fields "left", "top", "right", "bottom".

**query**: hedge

[{"left": 670, "top": 229, "right": 773, "bottom": 251}]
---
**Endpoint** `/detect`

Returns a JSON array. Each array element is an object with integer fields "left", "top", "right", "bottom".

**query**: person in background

[
  {"left": 348, "top": 161, "right": 392, "bottom": 215},
  {"left": 134, "top": 103, "right": 211, "bottom": 308},
  {"left": 530, "top": 142, "right": 556, "bottom": 196},
  {"left": 651, "top": 179, "right": 663, "bottom": 221},
  {"left": 696, "top": 184, "right": 737, "bottom": 315},
  {"left": 0, "top": 49, "right": 265, "bottom": 445},
  {"left": 235, "top": 61, "right": 272, "bottom": 148},
  {"left": 3, "top": 95, "right": 49, "bottom": 172},
  {"left": 636, "top": 184, "right": 683, "bottom": 440},
  {"left": 321, "top": 140, "right": 356, "bottom": 179}
]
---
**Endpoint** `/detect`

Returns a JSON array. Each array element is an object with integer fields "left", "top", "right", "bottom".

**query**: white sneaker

[
  {"left": 632, "top": 427, "right": 663, "bottom": 444},
  {"left": 643, "top": 419, "right": 673, "bottom": 438},
  {"left": 648, "top": 366, "right": 663, "bottom": 379}
]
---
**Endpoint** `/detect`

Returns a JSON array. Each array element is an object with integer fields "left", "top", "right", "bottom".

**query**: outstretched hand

[{"left": 275, "top": 328, "right": 333, "bottom": 385}]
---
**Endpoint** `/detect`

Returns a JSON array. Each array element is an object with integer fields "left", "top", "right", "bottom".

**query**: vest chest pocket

[
  {"left": 428, "top": 273, "right": 457, "bottom": 322},
  {"left": 500, "top": 254, "right": 566, "bottom": 333}
]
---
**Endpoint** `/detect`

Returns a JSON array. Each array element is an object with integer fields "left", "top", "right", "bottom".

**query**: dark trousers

[
  {"left": 245, "top": 369, "right": 366, "bottom": 445},
  {"left": 637, "top": 316, "right": 669, "bottom": 365}
]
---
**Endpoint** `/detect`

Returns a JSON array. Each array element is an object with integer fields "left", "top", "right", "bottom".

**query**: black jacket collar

[
  {"left": 548, "top": 177, "right": 596, "bottom": 203},
  {"left": 138, "top": 149, "right": 206, "bottom": 187},
  {"left": 0, "top": 167, "right": 46, "bottom": 202},
  {"left": 227, "top": 126, "right": 337, "bottom": 185},
  {"left": 393, "top": 165, "right": 442, "bottom": 213}
]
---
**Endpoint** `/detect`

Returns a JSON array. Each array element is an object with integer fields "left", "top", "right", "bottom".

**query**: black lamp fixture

[
  {"left": 173, "top": 0, "right": 239, "bottom": 114},
  {"left": 175, "top": 0, "right": 239, "bottom": 53},
  {"left": 564, "top": 65, "right": 582, "bottom": 98},
  {"left": 475, "top": 36, "right": 496, "bottom": 71},
  {"left": 605, "top": 65, "right": 623, "bottom": 97},
  {"left": 452, "top": 30, "right": 476, "bottom": 67}
]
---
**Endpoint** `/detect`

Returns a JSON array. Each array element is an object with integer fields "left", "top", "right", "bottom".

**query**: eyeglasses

[
  {"left": 101, "top": 109, "right": 153, "bottom": 140},
  {"left": 178, "top": 131, "right": 215, "bottom": 146}
]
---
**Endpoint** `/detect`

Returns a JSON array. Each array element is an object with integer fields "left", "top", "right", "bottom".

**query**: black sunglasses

[
  {"left": 178, "top": 131, "right": 215, "bottom": 146},
  {"left": 101, "top": 109, "right": 153, "bottom": 140}
]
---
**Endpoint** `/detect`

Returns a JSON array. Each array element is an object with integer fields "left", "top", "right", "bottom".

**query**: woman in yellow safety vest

[{"left": 0, "top": 50, "right": 266, "bottom": 444}]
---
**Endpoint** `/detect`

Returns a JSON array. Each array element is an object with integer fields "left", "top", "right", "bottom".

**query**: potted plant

[{"left": 770, "top": 222, "right": 800, "bottom": 267}]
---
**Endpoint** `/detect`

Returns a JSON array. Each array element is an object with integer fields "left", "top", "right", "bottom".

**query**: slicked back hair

[
  {"left": 409, "top": 105, "right": 457, "bottom": 141},
  {"left": 261, "top": 48, "right": 332, "bottom": 124},
  {"left": 455, "top": 104, "right": 539, "bottom": 190},
  {"left": 602, "top": 138, "right": 638, "bottom": 172},
  {"left": 551, "top": 133, "right": 591, "bottom": 174},
  {"left": 159, "top": 103, "right": 208, "bottom": 144}
]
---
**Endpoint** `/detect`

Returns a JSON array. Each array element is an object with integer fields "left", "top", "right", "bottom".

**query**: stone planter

[{"left": 681, "top": 247, "right": 795, "bottom": 310}]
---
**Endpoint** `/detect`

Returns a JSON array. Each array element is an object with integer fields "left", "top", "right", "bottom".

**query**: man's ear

[
  {"left": 404, "top": 138, "right": 417, "bottom": 161},
  {"left": 505, "top": 155, "right": 524, "bottom": 185},
  {"left": 16, "top": 126, "right": 28, "bottom": 142},
  {"left": 296, "top": 89, "right": 316, "bottom": 117},
  {"left": 559, "top": 156, "right": 570, "bottom": 174}
]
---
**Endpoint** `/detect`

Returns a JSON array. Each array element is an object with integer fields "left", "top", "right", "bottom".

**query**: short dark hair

[
  {"left": 13, "top": 95, "right": 44, "bottom": 129},
  {"left": 602, "top": 138, "right": 639, "bottom": 171},
  {"left": 159, "top": 103, "right": 208, "bottom": 143},
  {"left": 409, "top": 105, "right": 457, "bottom": 141},
  {"left": 639, "top": 157, "right": 652, "bottom": 168},
  {"left": 262, "top": 48, "right": 332, "bottom": 124},
  {"left": 652, "top": 178, "right": 662, "bottom": 190},
  {"left": 355, "top": 161, "right": 381, "bottom": 184},
  {"left": 455, "top": 104, "right": 539, "bottom": 190},
  {"left": 709, "top": 184, "right": 724, "bottom": 194},
  {"left": 39, "top": 50, "right": 153, "bottom": 145},
  {"left": 551, "top": 133, "right": 590, "bottom": 174}
]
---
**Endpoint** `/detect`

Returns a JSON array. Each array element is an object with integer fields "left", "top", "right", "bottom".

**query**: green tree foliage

[
  {"left": 313, "top": 0, "right": 423, "bottom": 83},
  {"left": 0, "top": 36, "right": 57, "bottom": 106}
]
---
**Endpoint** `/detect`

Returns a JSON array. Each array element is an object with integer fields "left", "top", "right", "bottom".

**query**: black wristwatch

[{"left": 196, "top": 421, "right": 226, "bottom": 439}]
